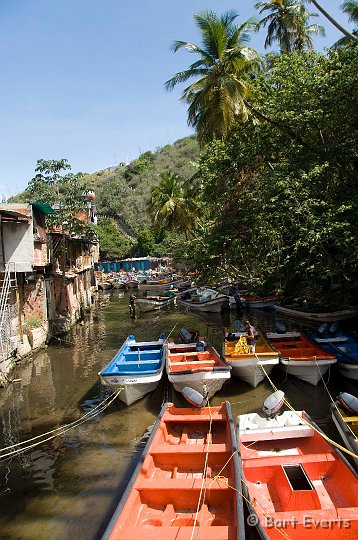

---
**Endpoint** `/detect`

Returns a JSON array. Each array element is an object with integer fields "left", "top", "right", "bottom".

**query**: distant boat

[
  {"left": 238, "top": 407, "right": 358, "bottom": 539},
  {"left": 274, "top": 304, "right": 357, "bottom": 322},
  {"left": 222, "top": 328, "right": 279, "bottom": 387},
  {"left": 134, "top": 294, "right": 175, "bottom": 313},
  {"left": 165, "top": 339, "right": 231, "bottom": 400},
  {"left": 98, "top": 334, "right": 165, "bottom": 406},
  {"left": 101, "top": 401, "right": 245, "bottom": 540},
  {"left": 266, "top": 330, "right": 337, "bottom": 385},
  {"left": 177, "top": 288, "right": 229, "bottom": 313}
]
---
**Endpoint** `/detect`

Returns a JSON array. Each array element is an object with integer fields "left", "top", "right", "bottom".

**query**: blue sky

[{"left": 0, "top": 1, "right": 354, "bottom": 197}]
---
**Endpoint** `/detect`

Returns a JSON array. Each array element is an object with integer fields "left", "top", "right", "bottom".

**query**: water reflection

[{"left": 0, "top": 292, "right": 355, "bottom": 539}]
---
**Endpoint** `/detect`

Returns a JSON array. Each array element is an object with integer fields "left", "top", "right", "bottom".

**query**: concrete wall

[{"left": 0, "top": 220, "right": 34, "bottom": 272}]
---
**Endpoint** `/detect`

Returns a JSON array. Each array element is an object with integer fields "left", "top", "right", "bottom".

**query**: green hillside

[{"left": 84, "top": 136, "right": 199, "bottom": 236}]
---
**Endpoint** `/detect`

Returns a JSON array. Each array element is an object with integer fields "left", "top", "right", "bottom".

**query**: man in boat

[{"left": 244, "top": 321, "right": 256, "bottom": 353}]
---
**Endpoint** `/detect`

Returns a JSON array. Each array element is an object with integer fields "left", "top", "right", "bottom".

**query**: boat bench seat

[
  {"left": 120, "top": 360, "right": 161, "bottom": 366},
  {"left": 244, "top": 452, "right": 336, "bottom": 467},
  {"left": 151, "top": 443, "right": 230, "bottom": 454},
  {"left": 135, "top": 478, "right": 229, "bottom": 490},
  {"left": 116, "top": 526, "right": 231, "bottom": 539}
]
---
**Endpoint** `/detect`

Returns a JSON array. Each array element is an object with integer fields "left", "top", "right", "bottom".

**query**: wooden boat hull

[
  {"left": 98, "top": 336, "right": 165, "bottom": 406},
  {"left": 166, "top": 341, "right": 231, "bottom": 400},
  {"left": 267, "top": 332, "right": 337, "bottom": 386},
  {"left": 223, "top": 333, "right": 279, "bottom": 387},
  {"left": 102, "top": 401, "right": 245, "bottom": 540},
  {"left": 135, "top": 297, "right": 175, "bottom": 313},
  {"left": 100, "top": 369, "right": 164, "bottom": 406},
  {"left": 337, "top": 362, "right": 358, "bottom": 379},
  {"left": 274, "top": 304, "right": 357, "bottom": 322},
  {"left": 177, "top": 296, "right": 229, "bottom": 313},
  {"left": 139, "top": 279, "right": 183, "bottom": 292},
  {"left": 98, "top": 282, "right": 113, "bottom": 290},
  {"left": 280, "top": 358, "right": 336, "bottom": 385},
  {"left": 331, "top": 404, "right": 358, "bottom": 469},
  {"left": 238, "top": 410, "right": 358, "bottom": 539},
  {"left": 125, "top": 280, "right": 139, "bottom": 288}
]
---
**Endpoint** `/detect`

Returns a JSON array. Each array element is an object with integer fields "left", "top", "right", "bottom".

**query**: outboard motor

[
  {"left": 336, "top": 392, "right": 358, "bottom": 415},
  {"left": 182, "top": 387, "right": 206, "bottom": 408},
  {"left": 262, "top": 390, "right": 285, "bottom": 418}
]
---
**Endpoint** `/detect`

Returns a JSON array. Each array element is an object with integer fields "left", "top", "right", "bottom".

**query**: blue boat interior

[{"left": 100, "top": 335, "right": 165, "bottom": 375}]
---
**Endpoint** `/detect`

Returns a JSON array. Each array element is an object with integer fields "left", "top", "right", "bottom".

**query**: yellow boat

[{"left": 222, "top": 328, "right": 279, "bottom": 387}]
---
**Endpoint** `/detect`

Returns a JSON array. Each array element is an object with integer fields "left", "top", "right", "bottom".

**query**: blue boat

[
  {"left": 309, "top": 328, "right": 358, "bottom": 380},
  {"left": 98, "top": 334, "right": 165, "bottom": 405}
]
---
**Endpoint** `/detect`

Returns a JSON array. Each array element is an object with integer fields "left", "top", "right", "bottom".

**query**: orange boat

[
  {"left": 238, "top": 409, "right": 358, "bottom": 539},
  {"left": 166, "top": 340, "right": 231, "bottom": 400},
  {"left": 266, "top": 331, "right": 336, "bottom": 385},
  {"left": 102, "top": 402, "right": 245, "bottom": 540}
]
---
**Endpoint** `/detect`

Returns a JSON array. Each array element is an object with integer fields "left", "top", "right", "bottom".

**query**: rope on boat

[
  {"left": 209, "top": 453, "right": 291, "bottom": 539},
  {"left": 0, "top": 388, "right": 122, "bottom": 461},
  {"left": 190, "top": 401, "right": 213, "bottom": 540},
  {"left": 258, "top": 361, "right": 358, "bottom": 460}
]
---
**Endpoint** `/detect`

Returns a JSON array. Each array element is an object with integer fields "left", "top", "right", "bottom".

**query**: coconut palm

[
  {"left": 306, "top": 0, "right": 358, "bottom": 41},
  {"left": 333, "top": 1, "right": 358, "bottom": 47},
  {"left": 255, "top": 0, "right": 325, "bottom": 53},
  {"left": 148, "top": 172, "right": 200, "bottom": 236},
  {"left": 165, "top": 10, "right": 262, "bottom": 145}
]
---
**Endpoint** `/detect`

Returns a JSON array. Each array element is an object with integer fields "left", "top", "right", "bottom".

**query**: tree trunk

[{"left": 308, "top": 0, "right": 358, "bottom": 41}]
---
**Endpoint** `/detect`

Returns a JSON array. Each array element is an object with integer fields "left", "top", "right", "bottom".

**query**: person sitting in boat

[{"left": 244, "top": 321, "right": 256, "bottom": 353}]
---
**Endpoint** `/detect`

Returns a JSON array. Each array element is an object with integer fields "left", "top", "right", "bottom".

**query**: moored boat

[
  {"left": 98, "top": 334, "right": 165, "bottom": 406},
  {"left": 308, "top": 329, "right": 358, "bottom": 380},
  {"left": 165, "top": 339, "right": 231, "bottom": 400},
  {"left": 135, "top": 294, "right": 175, "bottom": 313},
  {"left": 266, "top": 330, "right": 337, "bottom": 385},
  {"left": 274, "top": 304, "right": 357, "bottom": 322},
  {"left": 177, "top": 288, "right": 229, "bottom": 313},
  {"left": 139, "top": 277, "right": 183, "bottom": 292},
  {"left": 102, "top": 401, "right": 245, "bottom": 540},
  {"left": 238, "top": 405, "right": 358, "bottom": 539},
  {"left": 331, "top": 394, "right": 358, "bottom": 469},
  {"left": 222, "top": 328, "right": 279, "bottom": 387}
]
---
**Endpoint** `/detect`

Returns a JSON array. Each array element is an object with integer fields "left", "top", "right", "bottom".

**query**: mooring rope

[{"left": 0, "top": 388, "right": 122, "bottom": 460}]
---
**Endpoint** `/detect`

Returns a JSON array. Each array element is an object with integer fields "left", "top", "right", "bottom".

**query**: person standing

[{"left": 244, "top": 320, "right": 256, "bottom": 353}]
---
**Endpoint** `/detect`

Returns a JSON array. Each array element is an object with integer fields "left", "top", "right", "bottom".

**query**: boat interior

[
  {"left": 167, "top": 343, "right": 227, "bottom": 372},
  {"left": 109, "top": 404, "right": 241, "bottom": 539},
  {"left": 240, "top": 423, "right": 357, "bottom": 526},
  {"left": 101, "top": 349, "right": 163, "bottom": 375},
  {"left": 270, "top": 334, "right": 336, "bottom": 361},
  {"left": 224, "top": 334, "right": 277, "bottom": 359}
]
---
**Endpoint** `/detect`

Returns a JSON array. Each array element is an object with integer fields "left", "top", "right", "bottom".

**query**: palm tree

[
  {"left": 165, "top": 10, "right": 262, "bottom": 144},
  {"left": 148, "top": 172, "right": 200, "bottom": 236},
  {"left": 305, "top": 0, "right": 358, "bottom": 41},
  {"left": 255, "top": 0, "right": 325, "bottom": 53},
  {"left": 333, "top": 1, "right": 358, "bottom": 47}
]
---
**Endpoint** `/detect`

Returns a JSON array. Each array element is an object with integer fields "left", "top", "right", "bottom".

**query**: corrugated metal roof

[{"left": 0, "top": 209, "right": 30, "bottom": 221}]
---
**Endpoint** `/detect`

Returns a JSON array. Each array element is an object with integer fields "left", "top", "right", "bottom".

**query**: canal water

[{"left": 0, "top": 291, "right": 356, "bottom": 540}]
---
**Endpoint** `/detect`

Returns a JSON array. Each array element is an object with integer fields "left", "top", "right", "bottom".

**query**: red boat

[
  {"left": 238, "top": 409, "right": 358, "bottom": 539},
  {"left": 102, "top": 402, "right": 245, "bottom": 540}
]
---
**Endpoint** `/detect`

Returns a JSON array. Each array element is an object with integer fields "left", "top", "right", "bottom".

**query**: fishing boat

[
  {"left": 101, "top": 401, "right": 245, "bottom": 540},
  {"left": 139, "top": 277, "right": 183, "bottom": 293},
  {"left": 331, "top": 392, "right": 358, "bottom": 469},
  {"left": 266, "top": 330, "right": 337, "bottom": 385},
  {"left": 274, "top": 304, "right": 357, "bottom": 322},
  {"left": 177, "top": 288, "right": 229, "bottom": 313},
  {"left": 165, "top": 339, "right": 231, "bottom": 400},
  {"left": 134, "top": 294, "right": 175, "bottom": 313},
  {"left": 98, "top": 334, "right": 165, "bottom": 406},
  {"left": 308, "top": 328, "right": 358, "bottom": 380},
  {"left": 222, "top": 328, "right": 279, "bottom": 387},
  {"left": 241, "top": 294, "right": 277, "bottom": 309},
  {"left": 238, "top": 395, "right": 358, "bottom": 539}
]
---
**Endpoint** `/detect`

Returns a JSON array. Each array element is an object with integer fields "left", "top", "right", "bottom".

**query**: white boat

[
  {"left": 274, "top": 304, "right": 357, "bottom": 322},
  {"left": 139, "top": 278, "right": 183, "bottom": 292},
  {"left": 98, "top": 335, "right": 165, "bottom": 406},
  {"left": 124, "top": 279, "right": 139, "bottom": 289},
  {"left": 222, "top": 330, "right": 279, "bottom": 387},
  {"left": 134, "top": 295, "right": 175, "bottom": 313},
  {"left": 165, "top": 340, "right": 231, "bottom": 400},
  {"left": 177, "top": 288, "right": 229, "bottom": 313},
  {"left": 266, "top": 331, "right": 337, "bottom": 385}
]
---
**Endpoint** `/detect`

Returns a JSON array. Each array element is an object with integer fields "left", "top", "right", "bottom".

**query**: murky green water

[{"left": 0, "top": 291, "right": 355, "bottom": 539}]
